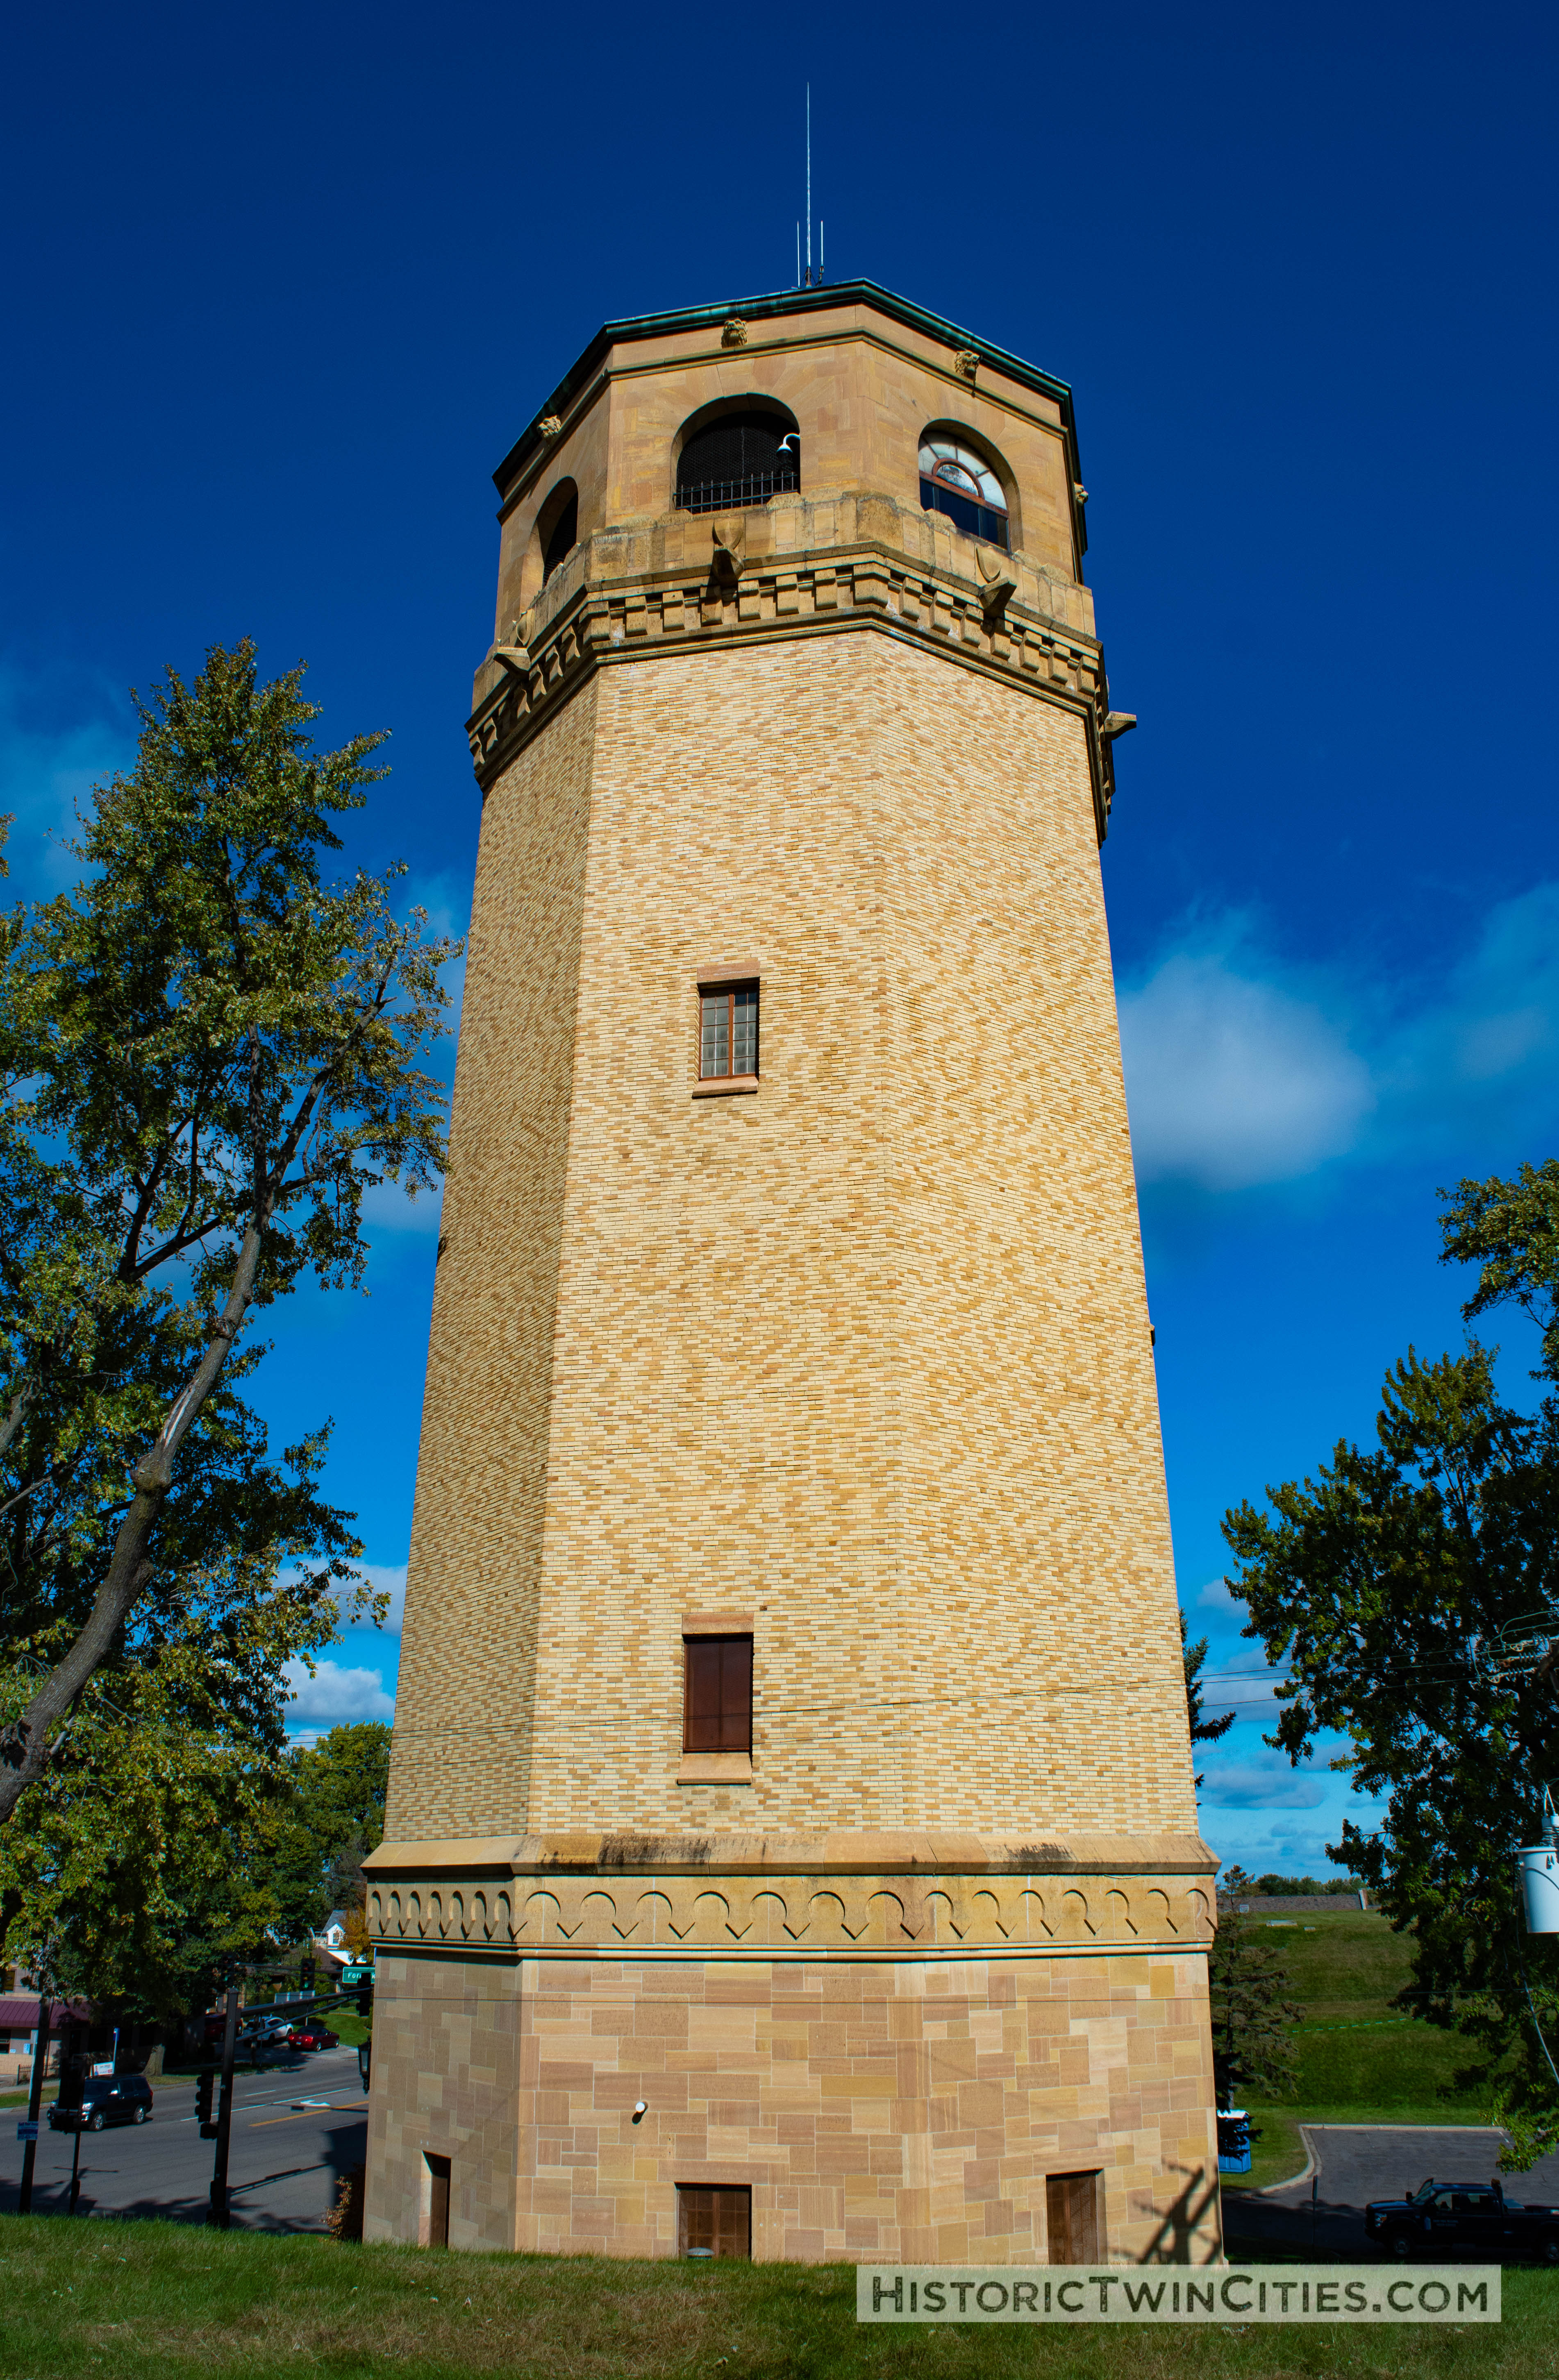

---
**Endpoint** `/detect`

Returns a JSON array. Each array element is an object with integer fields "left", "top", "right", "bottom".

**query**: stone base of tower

[{"left": 361, "top": 1837, "right": 1222, "bottom": 2264}]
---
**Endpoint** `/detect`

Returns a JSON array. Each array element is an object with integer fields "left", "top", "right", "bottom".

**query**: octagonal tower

[{"left": 364, "top": 281, "right": 1220, "bottom": 2266}]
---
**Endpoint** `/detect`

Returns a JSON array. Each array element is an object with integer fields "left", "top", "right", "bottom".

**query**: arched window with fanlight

[
  {"left": 675, "top": 404, "right": 800, "bottom": 516},
  {"left": 918, "top": 437, "right": 1010, "bottom": 551}
]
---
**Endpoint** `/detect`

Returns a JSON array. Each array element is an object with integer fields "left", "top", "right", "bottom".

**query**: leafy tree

[
  {"left": 1442, "top": 1159, "right": 1559, "bottom": 1384},
  {"left": 0, "top": 641, "right": 455, "bottom": 1824},
  {"left": 0, "top": 1676, "right": 289, "bottom": 2022},
  {"left": 1209, "top": 1866, "right": 1302, "bottom": 2106},
  {"left": 259, "top": 1722, "right": 390, "bottom": 1946},
  {"left": 1224, "top": 1167, "right": 1559, "bottom": 2162},
  {"left": 1181, "top": 1609, "right": 1235, "bottom": 1787},
  {"left": 1254, "top": 1872, "right": 1359, "bottom": 1896}
]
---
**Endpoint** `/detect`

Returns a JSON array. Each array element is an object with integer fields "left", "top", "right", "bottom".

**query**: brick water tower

[{"left": 364, "top": 281, "right": 1220, "bottom": 2264}]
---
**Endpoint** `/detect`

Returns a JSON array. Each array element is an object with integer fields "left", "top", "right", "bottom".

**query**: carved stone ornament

[
  {"left": 1102, "top": 710, "right": 1137, "bottom": 740},
  {"left": 710, "top": 517, "right": 746, "bottom": 587},
  {"left": 721, "top": 317, "right": 749, "bottom": 348},
  {"left": 952, "top": 348, "right": 979, "bottom": 383},
  {"left": 975, "top": 544, "right": 1018, "bottom": 620},
  {"left": 537, "top": 414, "right": 563, "bottom": 438}
]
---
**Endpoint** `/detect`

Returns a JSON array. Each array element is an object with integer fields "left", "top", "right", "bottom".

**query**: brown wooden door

[
  {"left": 425, "top": 2153, "right": 450, "bottom": 2248},
  {"left": 677, "top": 2184, "right": 751, "bottom": 2258},
  {"left": 1045, "top": 2170, "right": 1100, "bottom": 2264}
]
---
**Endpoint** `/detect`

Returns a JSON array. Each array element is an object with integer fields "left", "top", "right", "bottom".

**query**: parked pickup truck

[{"left": 1365, "top": 2178, "right": 1559, "bottom": 2261}]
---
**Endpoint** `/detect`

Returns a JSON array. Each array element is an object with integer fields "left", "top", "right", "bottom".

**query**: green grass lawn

[
  {"left": 1224, "top": 1914, "right": 1501, "bottom": 2193},
  {"left": 0, "top": 2218, "right": 1551, "bottom": 2380}
]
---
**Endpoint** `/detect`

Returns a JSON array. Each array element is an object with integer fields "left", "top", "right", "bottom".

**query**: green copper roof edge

[{"left": 493, "top": 280, "right": 1079, "bottom": 497}]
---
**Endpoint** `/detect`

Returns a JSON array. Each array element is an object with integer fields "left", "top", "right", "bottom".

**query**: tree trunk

[{"left": 0, "top": 1215, "right": 268, "bottom": 1824}]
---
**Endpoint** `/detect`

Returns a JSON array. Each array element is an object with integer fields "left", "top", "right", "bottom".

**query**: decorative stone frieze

[
  {"left": 367, "top": 1865, "right": 1213, "bottom": 1956},
  {"left": 364, "top": 1831, "right": 1217, "bottom": 1960},
  {"left": 465, "top": 494, "right": 1125, "bottom": 839}
]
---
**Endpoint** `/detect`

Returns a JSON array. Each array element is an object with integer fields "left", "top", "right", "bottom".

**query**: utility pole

[
  {"left": 206, "top": 1970, "right": 240, "bottom": 2229},
  {"left": 16, "top": 1991, "right": 52, "bottom": 2216}
]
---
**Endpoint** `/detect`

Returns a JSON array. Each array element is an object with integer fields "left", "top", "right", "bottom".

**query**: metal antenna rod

[{"left": 806, "top": 84, "right": 812, "bottom": 282}]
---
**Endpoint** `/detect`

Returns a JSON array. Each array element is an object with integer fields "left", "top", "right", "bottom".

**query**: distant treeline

[{"left": 1253, "top": 1873, "right": 1362, "bottom": 1896}]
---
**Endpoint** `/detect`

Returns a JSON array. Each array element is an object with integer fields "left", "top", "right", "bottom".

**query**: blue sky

[{"left": 3, "top": 0, "right": 1556, "bottom": 1872}]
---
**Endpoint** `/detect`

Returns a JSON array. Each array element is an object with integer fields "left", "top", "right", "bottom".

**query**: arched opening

[
  {"left": 535, "top": 479, "right": 579, "bottom": 587},
  {"left": 918, "top": 433, "right": 1011, "bottom": 552},
  {"left": 675, "top": 401, "right": 800, "bottom": 515}
]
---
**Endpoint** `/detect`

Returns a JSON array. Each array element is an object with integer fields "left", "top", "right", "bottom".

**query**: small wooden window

[
  {"left": 1046, "top": 2169, "right": 1100, "bottom": 2264},
  {"left": 700, "top": 983, "right": 758, "bottom": 1080},
  {"left": 424, "top": 2151, "right": 451, "bottom": 2249},
  {"left": 678, "top": 2182, "right": 752, "bottom": 2258},
  {"left": 683, "top": 1636, "right": 752, "bottom": 1754}
]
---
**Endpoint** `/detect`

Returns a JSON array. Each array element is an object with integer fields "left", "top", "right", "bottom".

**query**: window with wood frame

[
  {"left": 699, "top": 982, "right": 758, "bottom": 1081},
  {"left": 1045, "top": 2169, "right": 1100, "bottom": 2264},
  {"left": 677, "top": 2183, "right": 752, "bottom": 2258},
  {"left": 683, "top": 1635, "right": 752, "bottom": 1754}
]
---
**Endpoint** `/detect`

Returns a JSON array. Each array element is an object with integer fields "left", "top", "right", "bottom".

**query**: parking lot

[{"left": 0, "top": 2046, "right": 366, "bottom": 2231}]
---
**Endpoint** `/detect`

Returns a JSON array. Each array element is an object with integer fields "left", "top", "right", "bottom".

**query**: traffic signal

[
  {"left": 196, "top": 2067, "right": 216, "bottom": 2138},
  {"left": 299, "top": 1956, "right": 316, "bottom": 1998}
]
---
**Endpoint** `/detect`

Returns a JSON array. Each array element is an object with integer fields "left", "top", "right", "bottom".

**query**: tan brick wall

[
  {"left": 364, "top": 1947, "right": 1220, "bottom": 2266},
  {"left": 389, "top": 631, "right": 1191, "bottom": 1847},
  {"left": 386, "top": 679, "right": 599, "bottom": 1839}
]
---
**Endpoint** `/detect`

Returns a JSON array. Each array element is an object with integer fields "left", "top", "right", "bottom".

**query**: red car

[{"left": 286, "top": 2024, "right": 339, "bottom": 2052}]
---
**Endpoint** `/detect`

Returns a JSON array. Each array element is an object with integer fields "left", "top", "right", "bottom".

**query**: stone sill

[
  {"left": 691, "top": 1075, "right": 759, "bottom": 1098},
  {"left": 676, "top": 1753, "right": 754, "bottom": 1786}
]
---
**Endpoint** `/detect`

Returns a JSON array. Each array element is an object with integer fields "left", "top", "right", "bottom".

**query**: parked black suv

[{"left": 48, "top": 2073, "right": 154, "bottom": 2131}]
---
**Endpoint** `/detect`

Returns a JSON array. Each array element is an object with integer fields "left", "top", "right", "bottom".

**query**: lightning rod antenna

[{"left": 806, "top": 85, "right": 812, "bottom": 284}]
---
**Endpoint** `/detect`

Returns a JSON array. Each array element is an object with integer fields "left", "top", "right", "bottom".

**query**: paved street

[
  {"left": 0, "top": 2046, "right": 366, "bottom": 2232},
  {"left": 1224, "top": 2125, "right": 1559, "bottom": 2260}
]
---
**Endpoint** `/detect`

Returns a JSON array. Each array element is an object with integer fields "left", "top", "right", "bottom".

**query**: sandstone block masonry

[{"left": 367, "top": 283, "right": 1219, "bottom": 2261}]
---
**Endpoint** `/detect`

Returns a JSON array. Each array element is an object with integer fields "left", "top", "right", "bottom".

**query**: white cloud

[
  {"left": 1194, "top": 1574, "right": 1242, "bottom": 1614},
  {"left": 1119, "top": 882, "right": 1559, "bottom": 1195},
  {"left": 352, "top": 1562, "right": 407, "bottom": 1633},
  {"left": 0, "top": 663, "right": 135, "bottom": 892},
  {"left": 282, "top": 1656, "right": 395, "bottom": 1722},
  {"left": 1377, "top": 882, "right": 1559, "bottom": 1143},
  {"left": 360, "top": 1175, "right": 444, "bottom": 1235},
  {"left": 1199, "top": 1749, "right": 1329, "bottom": 1810},
  {"left": 1120, "top": 943, "right": 1373, "bottom": 1190}
]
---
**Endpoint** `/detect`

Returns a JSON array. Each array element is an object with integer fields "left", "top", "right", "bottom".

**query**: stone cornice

[
  {"left": 465, "top": 497, "right": 1123, "bottom": 843},
  {"left": 491, "top": 278, "right": 1079, "bottom": 501},
  {"left": 364, "top": 1828, "right": 1216, "bottom": 1879}
]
